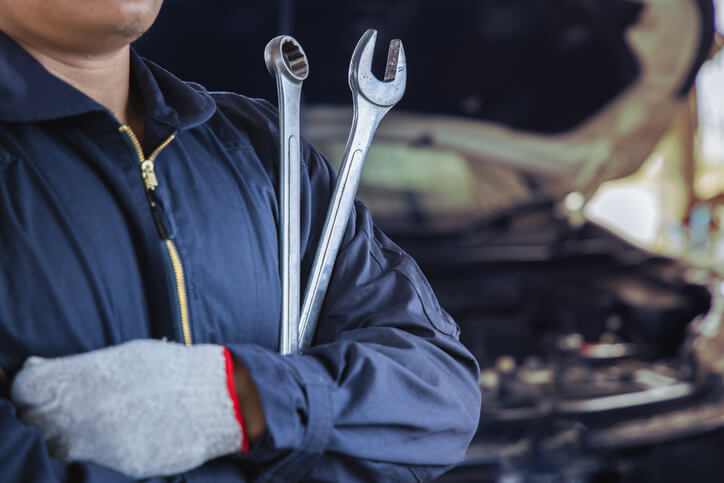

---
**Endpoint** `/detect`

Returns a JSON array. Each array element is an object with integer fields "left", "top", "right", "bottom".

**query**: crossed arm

[
  {"left": 0, "top": 122, "right": 481, "bottom": 481},
  {"left": 2, "top": 204, "right": 481, "bottom": 482}
]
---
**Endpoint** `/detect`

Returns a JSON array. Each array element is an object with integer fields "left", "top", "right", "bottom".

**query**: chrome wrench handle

[
  {"left": 265, "top": 36, "right": 309, "bottom": 355},
  {"left": 298, "top": 101, "right": 388, "bottom": 351},
  {"left": 299, "top": 29, "right": 406, "bottom": 352}
]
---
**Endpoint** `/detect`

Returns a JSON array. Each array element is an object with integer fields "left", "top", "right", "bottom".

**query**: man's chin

[
  {"left": 104, "top": 0, "right": 163, "bottom": 44},
  {"left": 110, "top": 19, "right": 155, "bottom": 45}
]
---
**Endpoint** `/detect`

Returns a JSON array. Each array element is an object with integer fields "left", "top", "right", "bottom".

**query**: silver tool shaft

[
  {"left": 299, "top": 29, "right": 406, "bottom": 352},
  {"left": 264, "top": 36, "right": 309, "bottom": 355}
]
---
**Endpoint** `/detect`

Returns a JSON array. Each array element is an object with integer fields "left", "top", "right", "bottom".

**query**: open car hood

[{"left": 301, "top": 0, "right": 715, "bottom": 199}]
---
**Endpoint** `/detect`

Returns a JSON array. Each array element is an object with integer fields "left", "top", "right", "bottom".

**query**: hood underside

[{"left": 301, "top": 0, "right": 715, "bottom": 199}]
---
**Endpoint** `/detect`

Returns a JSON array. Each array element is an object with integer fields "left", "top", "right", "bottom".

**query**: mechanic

[{"left": 0, "top": 1, "right": 480, "bottom": 482}]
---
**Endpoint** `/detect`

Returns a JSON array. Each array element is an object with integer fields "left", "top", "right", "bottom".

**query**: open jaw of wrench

[
  {"left": 264, "top": 36, "right": 309, "bottom": 355},
  {"left": 298, "top": 29, "right": 406, "bottom": 352}
]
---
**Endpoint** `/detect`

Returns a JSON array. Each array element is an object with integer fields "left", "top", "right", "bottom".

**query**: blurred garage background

[{"left": 136, "top": 1, "right": 724, "bottom": 481}]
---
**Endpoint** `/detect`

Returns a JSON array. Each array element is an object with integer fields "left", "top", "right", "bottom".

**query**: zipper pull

[
  {"left": 147, "top": 190, "right": 176, "bottom": 240},
  {"left": 141, "top": 160, "right": 159, "bottom": 190}
]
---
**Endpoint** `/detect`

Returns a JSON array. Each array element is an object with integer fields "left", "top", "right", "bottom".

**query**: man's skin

[
  {"left": 0, "top": 0, "right": 266, "bottom": 442},
  {"left": 0, "top": 368, "right": 8, "bottom": 398}
]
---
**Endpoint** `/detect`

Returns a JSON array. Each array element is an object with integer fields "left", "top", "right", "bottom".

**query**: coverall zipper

[{"left": 119, "top": 125, "right": 193, "bottom": 346}]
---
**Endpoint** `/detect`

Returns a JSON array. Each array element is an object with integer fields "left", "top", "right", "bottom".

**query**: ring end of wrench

[{"left": 264, "top": 35, "right": 309, "bottom": 82}]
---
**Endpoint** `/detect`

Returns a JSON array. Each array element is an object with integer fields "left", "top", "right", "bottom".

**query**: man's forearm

[
  {"left": 232, "top": 356, "right": 266, "bottom": 444},
  {"left": 0, "top": 368, "right": 9, "bottom": 398}
]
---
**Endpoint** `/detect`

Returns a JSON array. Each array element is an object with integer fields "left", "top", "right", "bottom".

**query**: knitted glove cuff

[{"left": 167, "top": 343, "right": 246, "bottom": 459}]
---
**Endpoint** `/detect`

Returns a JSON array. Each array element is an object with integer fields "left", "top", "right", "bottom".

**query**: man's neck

[{"left": 17, "top": 41, "right": 134, "bottom": 125}]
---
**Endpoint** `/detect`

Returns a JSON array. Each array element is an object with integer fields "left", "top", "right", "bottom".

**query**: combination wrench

[
  {"left": 264, "top": 36, "right": 309, "bottom": 355},
  {"left": 298, "top": 29, "right": 406, "bottom": 352}
]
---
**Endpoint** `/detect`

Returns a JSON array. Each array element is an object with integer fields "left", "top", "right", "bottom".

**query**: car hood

[{"left": 301, "top": 0, "right": 715, "bottom": 200}]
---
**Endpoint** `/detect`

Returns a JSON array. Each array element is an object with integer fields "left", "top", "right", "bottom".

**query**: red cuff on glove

[{"left": 223, "top": 347, "right": 250, "bottom": 453}]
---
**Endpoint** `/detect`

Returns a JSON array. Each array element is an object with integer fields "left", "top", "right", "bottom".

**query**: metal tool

[
  {"left": 265, "top": 36, "right": 309, "bottom": 355},
  {"left": 298, "top": 29, "right": 406, "bottom": 352}
]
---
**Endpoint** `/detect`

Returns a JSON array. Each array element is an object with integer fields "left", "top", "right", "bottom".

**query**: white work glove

[{"left": 11, "top": 339, "right": 245, "bottom": 479}]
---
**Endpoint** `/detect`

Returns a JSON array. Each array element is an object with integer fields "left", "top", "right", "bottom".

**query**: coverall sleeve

[{"left": 226, "top": 148, "right": 482, "bottom": 482}]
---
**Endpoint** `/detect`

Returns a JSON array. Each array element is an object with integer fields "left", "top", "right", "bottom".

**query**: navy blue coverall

[{"left": 0, "top": 32, "right": 480, "bottom": 482}]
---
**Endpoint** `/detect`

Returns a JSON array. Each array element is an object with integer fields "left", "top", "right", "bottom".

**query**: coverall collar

[{"left": 0, "top": 31, "right": 215, "bottom": 130}]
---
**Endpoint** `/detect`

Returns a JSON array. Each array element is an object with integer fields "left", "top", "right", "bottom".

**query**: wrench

[
  {"left": 264, "top": 36, "right": 309, "bottom": 355},
  {"left": 298, "top": 29, "right": 406, "bottom": 352}
]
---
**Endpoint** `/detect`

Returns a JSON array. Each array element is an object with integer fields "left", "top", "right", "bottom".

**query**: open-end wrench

[
  {"left": 265, "top": 36, "right": 309, "bottom": 355},
  {"left": 298, "top": 29, "right": 406, "bottom": 352}
]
